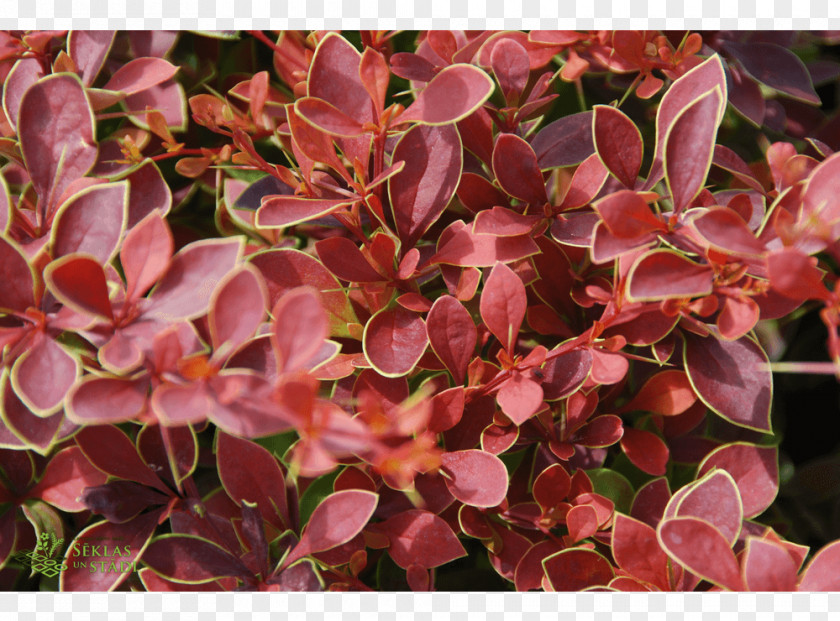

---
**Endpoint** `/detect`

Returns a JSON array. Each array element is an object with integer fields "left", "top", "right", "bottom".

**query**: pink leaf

[
  {"left": 440, "top": 449, "right": 509, "bottom": 508},
  {"left": 68, "top": 30, "right": 115, "bottom": 86},
  {"left": 697, "top": 442, "right": 779, "bottom": 520},
  {"left": 690, "top": 207, "right": 765, "bottom": 257},
  {"left": 282, "top": 490, "right": 378, "bottom": 569},
  {"left": 742, "top": 538, "right": 798, "bottom": 591},
  {"left": 123, "top": 159, "right": 173, "bottom": 227},
  {"left": 272, "top": 286, "right": 329, "bottom": 373},
  {"left": 18, "top": 74, "right": 97, "bottom": 216},
  {"left": 491, "top": 38, "right": 530, "bottom": 101},
  {"left": 51, "top": 181, "right": 128, "bottom": 263},
  {"left": 496, "top": 374, "right": 544, "bottom": 425},
  {"left": 480, "top": 262, "right": 527, "bottom": 354},
  {"left": 145, "top": 237, "right": 243, "bottom": 322},
  {"left": 593, "top": 190, "right": 663, "bottom": 239},
  {"left": 308, "top": 33, "right": 374, "bottom": 124},
  {"left": 566, "top": 504, "right": 599, "bottom": 543},
  {"left": 256, "top": 196, "right": 354, "bottom": 229},
  {"left": 11, "top": 336, "right": 78, "bottom": 416},
  {"left": 399, "top": 64, "right": 495, "bottom": 125},
  {"left": 432, "top": 221, "right": 540, "bottom": 267},
  {"left": 67, "top": 377, "right": 148, "bottom": 425},
  {"left": 657, "top": 516, "right": 744, "bottom": 591},
  {"left": 294, "top": 97, "right": 366, "bottom": 136},
  {"left": 389, "top": 123, "right": 462, "bottom": 247},
  {"left": 120, "top": 210, "right": 174, "bottom": 301},
  {"left": 363, "top": 307, "right": 428, "bottom": 377},
  {"left": 798, "top": 540, "right": 840, "bottom": 591},
  {"left": 209, "top": 265, "right": 267, "bottom": 352},
  {"left": 374, "top": 509, "right": 467, "bottom": 569},
  {"left": 684, "top": 332, "right": 772, "bottom": 433},
  {"left": 102, "top": 57, "right": 179, "bottom": 95},
  {"left": 672, "top": 470, "right": 743, "bottom": 545}
]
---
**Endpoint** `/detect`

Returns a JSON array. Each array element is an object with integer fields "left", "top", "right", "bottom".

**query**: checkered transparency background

[{"left": 3, "top": 3, "right": 840, "bottom": 617}]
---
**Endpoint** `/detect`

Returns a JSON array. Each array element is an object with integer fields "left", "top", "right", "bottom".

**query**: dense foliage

[{"left": 1, "top": 29, "right": 840, "bottom": 591}]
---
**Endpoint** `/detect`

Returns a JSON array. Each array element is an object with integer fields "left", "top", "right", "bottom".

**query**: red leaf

[
  {"left": 375, "top": 509, "right": 467, "bottom": 569},
  {"left": 217, "top": 432, "right": 289, "bottom": 531},
  {"left": 802, "top": 151, "right": 840, "bottom": 223},
  {"left": 742, "top": 538, "right": 798, "bottom": 591},
  {"left": 514, "top": 540, "right": 564, "bottom": 591},
  {"left": 533, "top": 464, "right": 572, "bottom": 512},
  {"left": 399, "top": 64, "right": 494, "bottom": 125},
  {"left": 428, "top": 387, "right": 465, "bottom": 433},
  {"left": 60, "top": 511, "right": 161, "bottom": 591},
  {"left": 145, "top": 237, "right": 243, "bottom": 322},
  {"left": 359, "top": 47, "right": 389, "bottom": 114},
  {"left": 593, "top": 105, "right": 643, "bottom": 188},
  {"left": 0, "top": 236, "right": 35, "bottom": 313},
  {"left": 566, "top": 504, "right": 599, "bottom": 543},
  {"left": 389, "top": 123, "right": 462, "bottom": 247},
  {"left": 473, "top": 206, "right": 541, "bottom": 236},
  {"left": 612, "top": 513, "right": 670, "bottom": 590},
  {"left": 353, "top": 369, "right": 409, "bottom": 418},
  {"left": 697, "top": 442, "right": 779, "bottom": 520},
  {"left": 492, "top": 133, "right": 547, "bottom": 205},
  {"left": 657, "top": 516, "right": 744, "bottom": 591},
  {"left": 496, "top": 374, "right": 544, "bottom": 425},
  {"left": 690, "top": 207, "right": 765, "bottom": 257},
  {"left": 541, "top": 349, "right": 592, "bottom": 400},
  {"left": 67, "top": 377, "right": 148, "bottom": 425},
  {"left": 664, "top": 87, "right": 722, "bottom": 212},
  {"left": 798, "top": 540, "right": 840, "bottom": 591},
  {"left": 45, "top": 254, "right": 113, "bottom": 321},
  {"left": 282, "top": 490, "right": 378, "bottom": 569},
  {"left": 18, "top": 74, "right": 97, "bottom": 216},
  {"left": 74, "top": 425, "right": 169, "bottom": 494},
  {"left": 209, "top": 265, "right": 267, "bottom": 352},
  {"left": 671, "top": 470, "right": 743, "bottom": 545},
  {"left": 627, "top": 250, "right": 714, "bottom": 301},
  {"left": 531, "top": 111, "right": 595, "bottom": 169},
  {"left": 593, "top": 190, "right": 663, "bottom": 239},
  {"left": 722, "top": 41, "right": 820, "bottom": 104},
  {"left": 431, "top": 221, "right": 540, "bottom": 267},
  {"left": 542, "top": 548, "right": 614, "bottom": 591},
  {"left": 630, "top": 477, "right": 671, "bottom": 529},
  {"left": 11, "top": 335, "right": 78, "bottom": 416},
  {"left": 315, "top": 237, "right": 384, "bottom": 282},
  {"left": 572, "top": 414, "right": 624, "bottom": 448},
  {"left": 621, "top": 370, "right": 697, "bottom": 416},
  {"left": 426, "top": 296, "right": 476, "bottom": 385},
  {"left": 141, "top": 534, "right": 250, "bottom": 583},
  {"left": 27, "top": 446, "right": 107, "bottom": 512},
  {"left": 620, "top": 428, "right": 669, "bottom": 476},
  {"left": 51, "top": 181, "right": 128, "bottom": 263},
  {"left": 102, "top": 57, "right": 179, "bottom": 95},
  {"left": 120, "top": 210, "right": 174, "bottom": 301},
  {"left": 558, "top": 156, "right": 610, "bottom": 210},
  {"left": 684, "top": 332, "right": 772, "bottom": 433},
  {"left": 440, "top": 449, "right": 508, "bottom": 508},
  {"left": 480, "top": 262, "right": 527, "bottom": 354},
  {"left": 363, "top": 307, "right": 427, "bottom": 377},
  {"left": 717, "top": 295, "right": 760, "bottom": 341}
]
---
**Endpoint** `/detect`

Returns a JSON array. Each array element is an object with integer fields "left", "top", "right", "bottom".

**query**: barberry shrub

[{"left": 1, "top": 29, "right": 840, "bottom": 592}]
